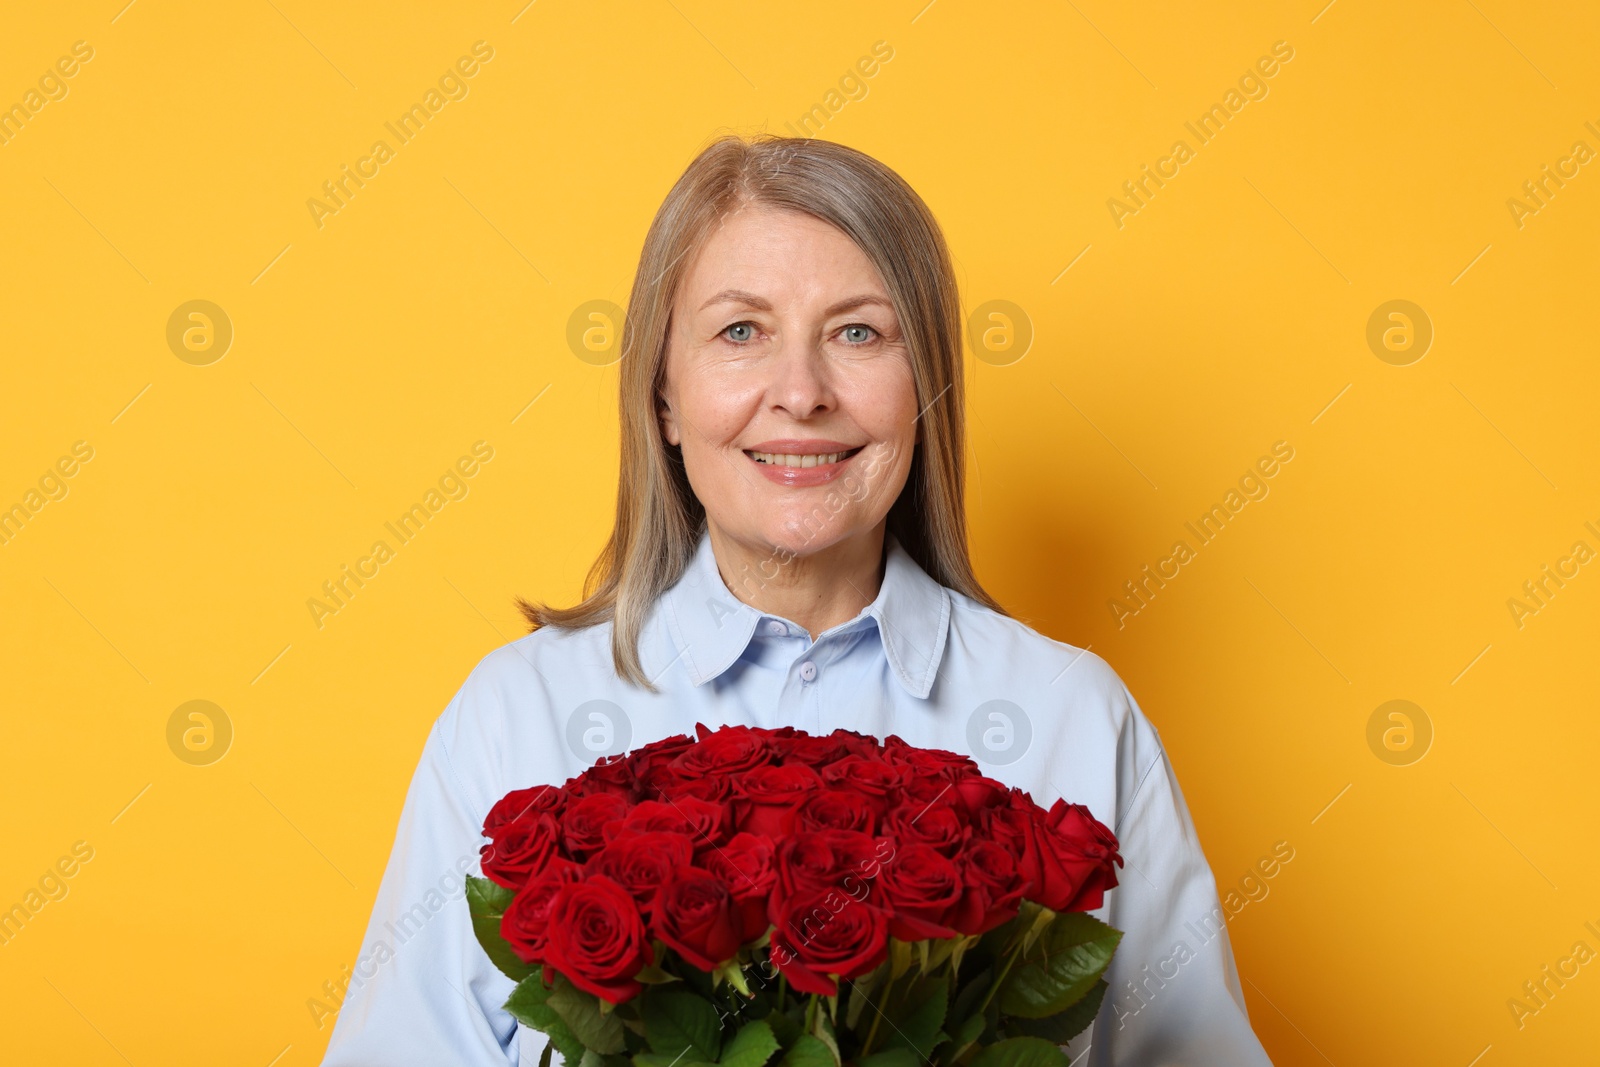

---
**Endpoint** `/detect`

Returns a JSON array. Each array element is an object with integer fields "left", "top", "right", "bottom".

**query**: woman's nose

[{"left": 767, "top": 337, "right": 833, "bottom": 417}]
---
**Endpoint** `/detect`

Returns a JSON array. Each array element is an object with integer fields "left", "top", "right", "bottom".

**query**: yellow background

[{"left": 3, "top": 1, "right": 1596, "bottom": 1063}]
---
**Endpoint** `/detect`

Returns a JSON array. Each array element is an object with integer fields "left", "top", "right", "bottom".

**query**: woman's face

[{"left": 659, "top": 204, "right": 919, "bottom": 562}]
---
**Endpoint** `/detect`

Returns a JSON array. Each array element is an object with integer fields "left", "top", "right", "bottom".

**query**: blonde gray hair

[{"left": 519, "top": 134, "right": 1005, "bottom": 689}]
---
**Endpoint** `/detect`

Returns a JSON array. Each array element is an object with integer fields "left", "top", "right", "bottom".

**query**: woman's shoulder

[
  {"left": 429, "top": 624, "right": 617, "bottom": 769},
  {"left": 942, "top": 586, "right": 1130, "bottom": 703},
  {"left": 937, "top": 588, "right": 1168, "bottom": 817}
]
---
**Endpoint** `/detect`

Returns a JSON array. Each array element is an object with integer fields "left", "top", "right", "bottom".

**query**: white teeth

[{"left": 750, "top": 451, "right": 848, "bottom": 466}]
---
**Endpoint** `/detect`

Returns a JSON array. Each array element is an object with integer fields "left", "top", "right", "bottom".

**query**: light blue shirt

[{"left": 321, "top": 530, "right": 1272, "bottom": 1065}]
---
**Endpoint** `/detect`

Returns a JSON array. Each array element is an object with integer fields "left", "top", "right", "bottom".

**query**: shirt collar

[{"left": 659, "top": 527, "right": 952, "bottom": 699}]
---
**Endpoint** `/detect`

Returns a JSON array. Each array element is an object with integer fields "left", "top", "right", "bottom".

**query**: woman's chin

[{"left": 730, "top": 514, "right": 877, "bottom": 562}]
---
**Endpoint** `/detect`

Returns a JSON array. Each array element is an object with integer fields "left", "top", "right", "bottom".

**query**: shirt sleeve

[
  {"left": 318, "top": 716, "right": 535, "bottom": 1065},
  {"left": 1074, "top": 692, "right": 1274, "bottom": 1066}
]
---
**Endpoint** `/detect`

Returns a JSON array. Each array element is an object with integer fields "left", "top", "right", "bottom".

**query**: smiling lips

[{"left": 743, "top": 440, "right": 866, "bottom": 486}]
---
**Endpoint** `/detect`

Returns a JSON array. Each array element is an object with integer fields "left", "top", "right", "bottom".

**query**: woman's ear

[{"left": 658, "top": 393, "right": 682, "bottom": 447}]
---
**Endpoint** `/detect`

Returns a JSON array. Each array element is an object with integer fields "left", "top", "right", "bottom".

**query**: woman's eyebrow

[
  {"left": 695, "top": 290, "right": 894, "bottom": 315},
  {"left": 698, "top": 289, "right": 772, "bottom": 312},
  {"left": 823, "top": 294, "right": 893, "bottom": 316}
]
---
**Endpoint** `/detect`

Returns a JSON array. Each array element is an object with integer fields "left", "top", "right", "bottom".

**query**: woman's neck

[{"left": 706, "top": 522, "right": 888, "bottom": 641}]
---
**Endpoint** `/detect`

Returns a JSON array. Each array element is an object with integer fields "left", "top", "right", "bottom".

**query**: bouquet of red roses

[{"left": 467, "top": 723, "right": 1123, "bottom": 1067}]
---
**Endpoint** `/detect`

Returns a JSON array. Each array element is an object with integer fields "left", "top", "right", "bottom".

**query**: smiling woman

[
  {"left": 321, "top": 135, "right": 1272, "bottom": 1067},
  {"left": 517, "top": 135, "right": 1003, "bottom": 687}
]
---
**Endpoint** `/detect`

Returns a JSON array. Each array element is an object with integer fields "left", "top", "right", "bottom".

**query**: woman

[{"left": 321, "top": 135, "right": 1271, "bottom": 1065}]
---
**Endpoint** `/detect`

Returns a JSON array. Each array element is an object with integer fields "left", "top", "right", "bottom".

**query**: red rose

[
  {"left": 780, "top": 729, "right": 876, "bottom": 768},
  {"left": 570, "top": 753, "right": 638, "bottom": 798},
  {"left": 882, "top": 800, "right": 969, "bottom": 857},
  {"left": 734, "top": 762, "right": 823, "bottom": 837},
  {"left": 955, "top": 776, "right": 1013, "bottom": 818},
  {"left": 652, "top": 868, "right": 741, "bottom": 971},
  {"left": 774, "top": 833, "right": 846, "bottom": 902},
  {"left": 770, "top": 886, "right": 889, "bottom": 996},
  {"left": 949, "top": 840, "right": 1027, "bottom": 935},
  {"left": 774, "top": 831, "right": 890, "bottom": 912},
  {"left": 819, "top": 829, "right": 895, "bottom": 905},
  {"left": 586, "top": 831, "right": 694, "bottom": 911},
  {"left": 1038, "top": 800, "right": 1123, "bottom": 912},
  {"left": 561, "top": 792, "right": 630, "bottom": 862},
  {"left": 627, "top": 732, "right": 696, "bottom": 786},
  {"left": 636, "top": 734, "right": 728, "bottom": 801},
  {"left": 878, "top": 842, "right": 963, "bottom": 941},
  {"left": 991, "top": 796, "right": 1122, "bottom": 913},
  {"left": 820, "top": 754, "right": 909, "bottom": 799},
  {"left": 480, "top": 811, "right": 562, "bottom": 890},
  {"left": 788, "top": 788, "right": 881, "bottom": 836},
  {"left": 483, "top": 785, "right": 567, "bottom": 838},
  {"left": 607, "top": 797, "right": 729, "bottom": 848},
  {"left": 671, "top": 724, "right": 775, "bottom": 779},
  {"left": 501, "top": 858, "right": 583, "bottom": 961},
  {"left": 882, "top": 738, "right": 981, "bottom": 781},
  {"left": 654, "top": 771, "right": 736, "bottom": 803},
  {"left": 542, "top": 875, "right": 654, "bottom": 1003},
  {"left": 699, "top": 832, "right": 778, "bottom": 941}
]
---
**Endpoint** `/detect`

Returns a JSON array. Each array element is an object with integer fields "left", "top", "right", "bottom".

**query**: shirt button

[
  {"left": 799, "top": 660, "right": 818, "bottom": 682},
  {"left": 765, "top": 620, "right": 787, "bottom": 636}
]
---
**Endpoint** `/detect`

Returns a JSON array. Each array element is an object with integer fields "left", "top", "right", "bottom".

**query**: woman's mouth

[
  {"left": 743, "top": 446, "right": 864, "bottom": 468},
  {"left": 741, "top": 443, "right": 867, "bottom": 486}
]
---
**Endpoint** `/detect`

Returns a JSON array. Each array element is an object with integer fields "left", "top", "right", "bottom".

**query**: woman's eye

[
  {"left": 723, "top": 322, "right": 755, "bottom": 342},
  {"left": 840, "top": 324, "right": 876, "bottom": 344}
]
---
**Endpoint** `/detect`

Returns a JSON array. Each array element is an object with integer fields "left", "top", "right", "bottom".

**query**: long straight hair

[{"left": 519, "top": 134, "right": 1006, "bottom": 690}]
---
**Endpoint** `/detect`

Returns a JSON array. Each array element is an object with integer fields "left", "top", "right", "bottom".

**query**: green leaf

[
  {"left": 1008, "top": 978, "right": 1108, "bottom": 1045},
  {"left": 720, "top": 1019, "right": 779, "bottom": 1067},
  {"left": 877, "top": 976, "right": 947, "bottom": 1059},
  {"left": 767, "top": 1007, "right": 801, "bottom": 1048},
  {"left": 809, "top": 1008, "right": 840, "bottom": 1065},
  {"left": 966, "top": 1036, "right": 1071, "bottom": 1067},
  {"left": 998, "top": 913, "right": 1122, "bottom": 1020},
  {"left": 777, "top": 1034, "right": 835, "bottom": 1067},
  {"left": 843, "top": 960, "right": 889, "bottom": 1032},
  {"left": 539, "top": 1042, "right": 553, "bottom": 1067},
  {"left": 549, "top": 977, "right": 626, "bottom": 1054},
  {"left": 1020, "top": 902, "right": 1057, "bottom": 955},
  {"left": 467, "top": 875, "right": 538, "bottom": 982},
  {"left": 505, "top": 975, "right": 584, "bottom": 1066},
  {"left": 948, "top": 934, "right": 977, "bottom": 981},
  {"left": 634, "top": 963, "right": 681, "bottom": 985},
  {"left": 641, "top": 985, "right": 722, "bottom": 1061},
  {"left": 888, "top": 938, "right": 914, "bottom": 982},
  {"left": 944, "top": 1009, "right": 987, "bottom": 1064}
]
